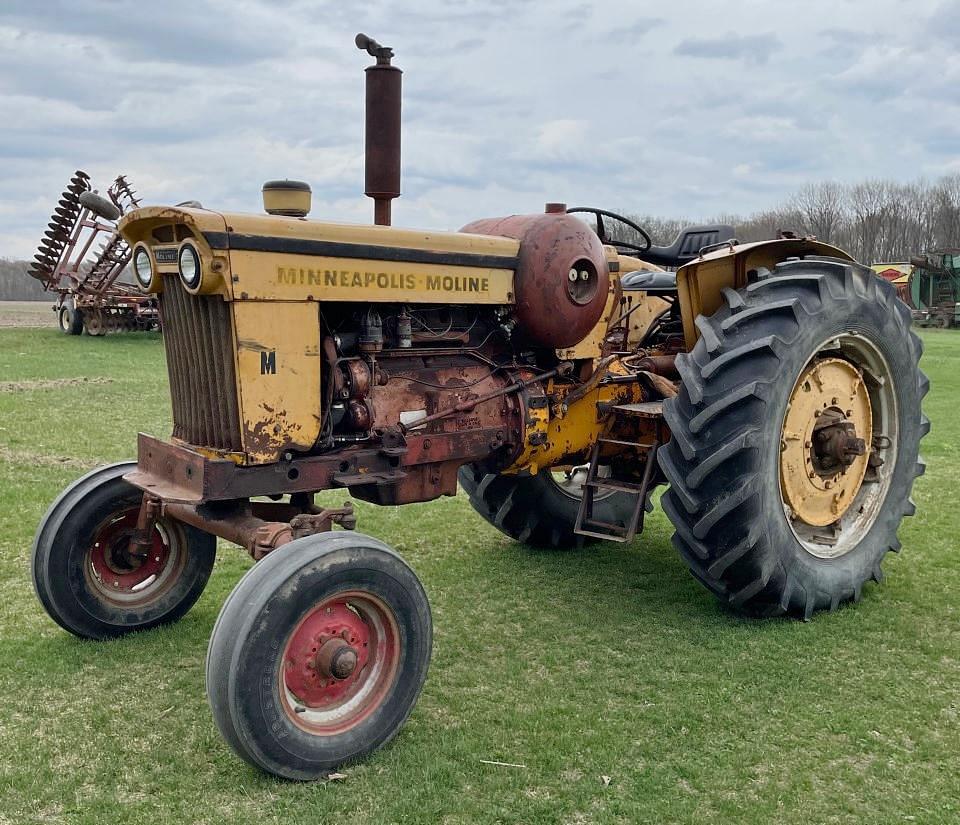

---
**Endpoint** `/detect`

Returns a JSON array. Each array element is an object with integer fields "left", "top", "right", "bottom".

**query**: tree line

[
  {"left": 3, "top": 174, "right": 959, "bottom": 300},
  {"left": 628, "top": 174, "right": 960, "bottom": 264},
  {"left": 0, "top": 259, "right": 47, "bottom": 301}
]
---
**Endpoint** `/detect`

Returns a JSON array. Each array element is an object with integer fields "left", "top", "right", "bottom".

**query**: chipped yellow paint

[
  {"left": 232, "top": 301, "right": 323, "bottom": 462},
  {"left": 119, "top": 206, "right": 676, "bottom": 468},
  {"left": 505, "top": 360, "right": 644, "bottom": 474}
]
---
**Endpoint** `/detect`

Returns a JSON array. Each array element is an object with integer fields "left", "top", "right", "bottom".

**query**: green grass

[{"left": 0, "top": 326, "right": 957, "bottom": 824}]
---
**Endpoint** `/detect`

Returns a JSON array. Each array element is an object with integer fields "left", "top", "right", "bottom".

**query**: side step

[{"left": 573, "top": 436, "right": 659, "bottom": 543}]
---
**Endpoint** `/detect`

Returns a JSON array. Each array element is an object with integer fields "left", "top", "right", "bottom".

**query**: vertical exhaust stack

[{"left": 356, "top": 33, "right": 401, "bottom": 226}]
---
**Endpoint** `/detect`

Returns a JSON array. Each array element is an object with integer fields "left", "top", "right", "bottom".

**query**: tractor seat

[
  {"left": 621, "top": 269, "right": 677, "bottom": 293},
  {"left": 638, "top": 224, "right": 737, "bottom": 268}
]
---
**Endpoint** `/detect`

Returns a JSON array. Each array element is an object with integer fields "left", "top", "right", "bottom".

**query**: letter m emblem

[{"left": 260, "top": 350, "right": 277, "bottom": 375}]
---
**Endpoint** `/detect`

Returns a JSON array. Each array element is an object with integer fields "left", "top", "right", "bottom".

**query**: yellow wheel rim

[{"left": 781, "top": 357, "right": 873, "bottom": 528}]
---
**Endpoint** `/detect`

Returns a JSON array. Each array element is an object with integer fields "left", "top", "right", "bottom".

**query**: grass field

[{"left": 0, "top": 322, "right": 957, "bottom": 825}]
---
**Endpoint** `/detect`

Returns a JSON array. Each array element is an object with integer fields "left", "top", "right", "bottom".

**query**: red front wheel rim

[
  {"left": 85, "top": 507, "right": 183, "bottom": 606},
  {"left": 280, "top": 591, "right": 400, "bottom": 735}
]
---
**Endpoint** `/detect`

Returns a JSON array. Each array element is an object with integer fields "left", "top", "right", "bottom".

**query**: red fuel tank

[{"left": 461, "top": 204, "right": 609, "bottom": 348}]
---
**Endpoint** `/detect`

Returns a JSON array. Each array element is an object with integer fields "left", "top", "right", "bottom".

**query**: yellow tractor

[{"left": 32, "top": 36, "right": 927, "bottom": 780}]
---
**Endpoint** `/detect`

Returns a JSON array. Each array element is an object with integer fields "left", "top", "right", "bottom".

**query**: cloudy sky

[{"left": 1, "top": 0, "right": 958, "bottom": 259}]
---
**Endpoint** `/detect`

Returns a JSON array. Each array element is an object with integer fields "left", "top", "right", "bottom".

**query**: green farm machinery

[{"left": 908, "top": 250, "right": 960, "bottom": 328}]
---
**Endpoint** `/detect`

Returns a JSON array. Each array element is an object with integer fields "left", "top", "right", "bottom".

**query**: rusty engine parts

[{"left": 31, "top": 34, "right": 927, "bottom": 781}]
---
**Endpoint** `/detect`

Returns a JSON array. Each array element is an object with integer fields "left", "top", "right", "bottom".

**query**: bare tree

[
  {"left": 0, "top": 259, "right": 47, "bottom": 301},
  {"left": 792, "top": 181, "right": 847, "bottom": 243}
]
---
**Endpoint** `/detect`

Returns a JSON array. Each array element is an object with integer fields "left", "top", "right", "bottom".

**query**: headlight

[
  {"left": 178, "top": 243, "right": 202, "bottom": 289},
  {"left": 133, "top": 245, "right": 154, "bottom": 290}
]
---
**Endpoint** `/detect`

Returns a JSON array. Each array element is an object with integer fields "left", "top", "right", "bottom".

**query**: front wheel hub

[
  {"left": 280, "top": 592, "right": 400, "bottom": 735},
  {"left": 316, "top": 638, "right": 359, "bottom": 680}
]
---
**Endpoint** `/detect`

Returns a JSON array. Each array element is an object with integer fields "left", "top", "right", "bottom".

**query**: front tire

[
  {"left": 32, "top": 463, "right": 216, "bottom": 639},
  {"left": 206, "top": 532, "right": 431, "bottom": 780},
  {"left": 659, "top": 259, "right": 928, "bottom": 618}
]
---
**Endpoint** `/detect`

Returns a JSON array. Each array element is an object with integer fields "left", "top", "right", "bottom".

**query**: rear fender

[{"left": 676, "top": 238, "right": 854, "bottom": 348}]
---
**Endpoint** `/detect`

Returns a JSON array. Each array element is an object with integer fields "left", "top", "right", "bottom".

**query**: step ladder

[{"left": 573, "top": 402, "right": 662, "bottom": 543}]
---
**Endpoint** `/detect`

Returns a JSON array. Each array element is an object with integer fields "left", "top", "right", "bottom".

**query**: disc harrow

[
  {"left": 26, "top": 170, "right": 159, "bottom": 335},
  {"left": 29, "top": 170, "right": 90, "bottom": 286}
]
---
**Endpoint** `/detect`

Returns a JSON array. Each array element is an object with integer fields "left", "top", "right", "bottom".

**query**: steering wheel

[{"left": 566, "top": 207, "right": 652, "bottom": 254}]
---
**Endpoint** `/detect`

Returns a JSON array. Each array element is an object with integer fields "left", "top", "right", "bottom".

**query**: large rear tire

[
  {"left": 659, "top": 258, "right": 928, "bottom": 618},
  {"left": 206, "top": 532, "right": 431, "bottom": 780},
  {"left": 32, "top": 463, "right": 216, "bottom": 639},
  {"left": 458, "top": 464, "right": 641, "bottom": 548}
]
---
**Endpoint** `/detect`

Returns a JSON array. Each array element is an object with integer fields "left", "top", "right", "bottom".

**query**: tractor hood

[{"left": 119, "top": 205, "right": 519, "bottom": 304}]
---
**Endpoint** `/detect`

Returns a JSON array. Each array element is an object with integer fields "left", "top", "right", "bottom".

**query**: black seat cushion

[{"left": 639, "top": 224, "right": 736, "bottom": 268}]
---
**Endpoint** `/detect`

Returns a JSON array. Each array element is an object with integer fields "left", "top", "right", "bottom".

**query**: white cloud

[{"left": 0, "top": 0, "right": 953, "bottom": 260}]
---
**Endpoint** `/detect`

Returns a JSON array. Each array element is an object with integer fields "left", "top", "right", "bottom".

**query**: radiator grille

[{"left": 159, "top": 275, "right": 242, "bottom": 451}]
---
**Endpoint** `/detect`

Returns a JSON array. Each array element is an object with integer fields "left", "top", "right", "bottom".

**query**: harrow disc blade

[{"left": 36, "top": 246, "right": 60, "bottom": 261}]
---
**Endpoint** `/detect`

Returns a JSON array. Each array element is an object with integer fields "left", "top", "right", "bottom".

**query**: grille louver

[{"left": 159, "top": 275, "right": 242, "bottom": 452}]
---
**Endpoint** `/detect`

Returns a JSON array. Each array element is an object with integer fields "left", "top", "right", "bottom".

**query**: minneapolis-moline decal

[{"left": 277, "top": 267, "right": 490, "bottom": 294}]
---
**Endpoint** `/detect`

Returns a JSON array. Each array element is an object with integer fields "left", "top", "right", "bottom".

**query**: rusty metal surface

[
  {"left": 357, "top": 34, "right": 401, "bottom": 225},
  {"left": 634, "top": 354, "right": 679, "bottom": 379},
  {"left": 125, "top": 434, "right": 219, "bottom": 502},
  {"left": 461, "top": 208, "right": 610, "bottom": 348},
  {"left": 127, "top": 426, "right": 518, "bottom": 505},
  {"left": 161, "top": 500, "right": 292, "bottom": 560},
  {"left": 159, "top": 275, "right": 242, "bottom": 451},
  {"left": 376, "top": 356, "right": 550, "bottom": 435},
  {"left": 161, "top": 498, "right": 355, "bottom": 560}
]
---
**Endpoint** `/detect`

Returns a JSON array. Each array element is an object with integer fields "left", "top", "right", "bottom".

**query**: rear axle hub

[{"left": 780, "top": 357, "right": 873, "bottom": 528}]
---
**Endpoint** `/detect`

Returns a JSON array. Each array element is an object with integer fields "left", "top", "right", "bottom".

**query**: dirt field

[{"left": 0, "top": 300, "right": 55, "bottom": 328}]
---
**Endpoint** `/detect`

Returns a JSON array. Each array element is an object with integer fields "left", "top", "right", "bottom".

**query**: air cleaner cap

[{"left": 262, "top": 180, "right": 312, "bottom": 217}]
